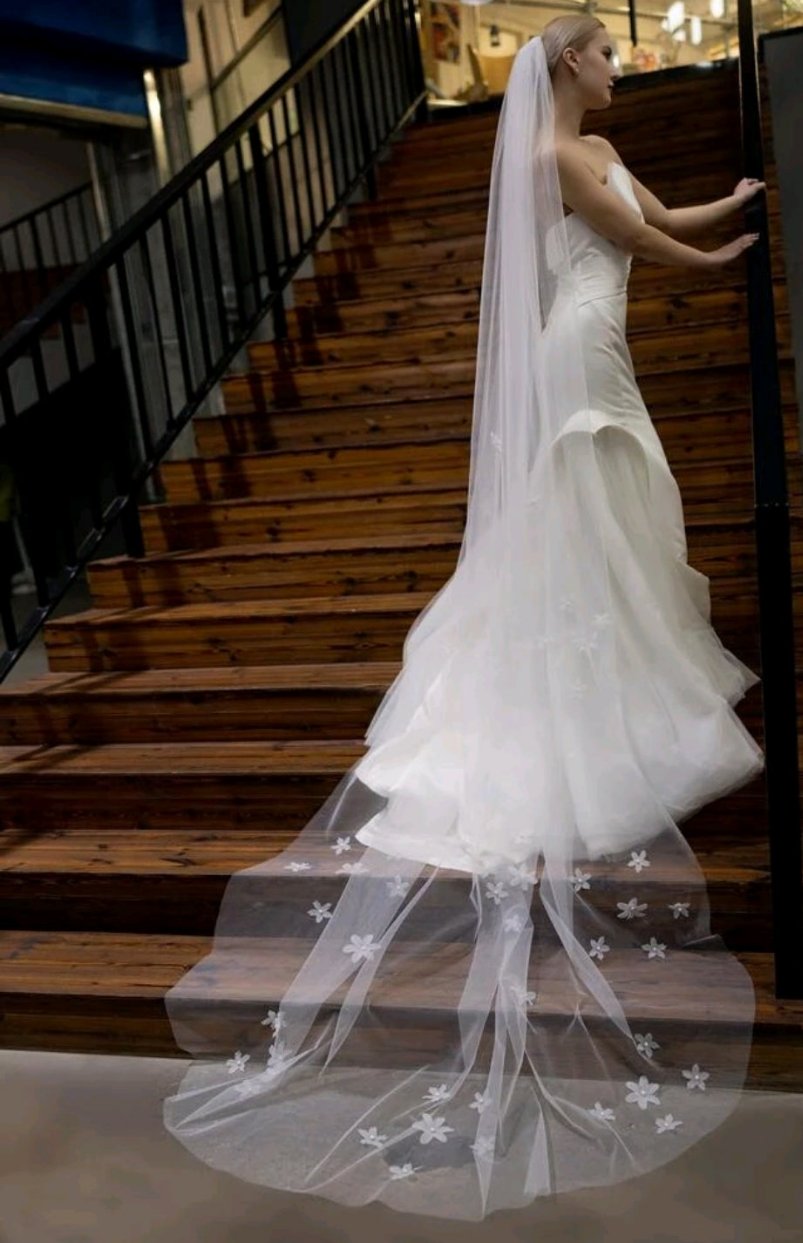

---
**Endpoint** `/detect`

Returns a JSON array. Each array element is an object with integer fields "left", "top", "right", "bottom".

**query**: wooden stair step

[
  {"left": 0, "top": 729, "right": 772, "bottom": 836},
  {"left": 0, "top": 652, "right": 777, "bottom": 747},
  {"left": 337, "top": 186, "right": 782, "bottom": 244},
  {"left": 283, "top": 283, "right": 787, "bottom": 341},
  {"left": 0, "top": 930, "right": 797, "bottom": 1091},
  {"left": 40, "top": 574, "right": 781, "bottom": 672},
  {"left": 248, "top": 287, "right": 789, "bottom": 371},
  {"left": 83, "top": 523, "right": 800, "bottom": 612},
  {"left": 375, "top": 154, "right": 741, "bottom": 202},
  {"left": 0, "top": 662, "right": 398, "bottom": 745},
  {"left": 222, "top": 342, "right": 795, "bottom": 414},
  {"left": 0, "top": 740, "right": 363, "bottom": 833},
  {"left": 137, "top": 485, "right": 469, "bottom": 554},
  {"left": 309, "top": 228, "right": 789, "bottom": 281},
  {"left": 199, "top": 364, "right": 799, "bottom": 452},
  {"left": 0, "top": 828, "right": 772, "bottom": 948},
  {"left": 331, "top": 196, "right": 782, "bottom": 251},
  {"left": 157, "top": 435, "right": 472, "bottom": 503},
  {"left": 86, "top": 530, "right": 461, "bottom": 607},
  {"left": 135, "top": 470, "right": 799, "bottom": 554},
  {"left": 291, "top": 250, "right": 788, "bottom": 308},
  {"left": 155, "top": 439, "right": 800, "bottom": 511}
]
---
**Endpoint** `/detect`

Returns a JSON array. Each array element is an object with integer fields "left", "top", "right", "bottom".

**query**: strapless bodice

[{"left": 555, "top": 161, "right": 644, "bottom": 306}]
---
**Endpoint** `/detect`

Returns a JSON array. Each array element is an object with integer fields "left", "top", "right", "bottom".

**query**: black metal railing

[
  {"left": 0, "top": 0, "right": 427, "bottom": 681},
  {"left": 736, "top": 0, "right": 803, "bottom": 998},
  {"left": 0, "top": 181, "right": 100, "bottom": 334}
]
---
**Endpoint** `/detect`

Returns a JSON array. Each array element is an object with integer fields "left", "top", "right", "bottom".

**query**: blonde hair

[{"left": 541, "top": 15, "right": 606, "bottom": 77}]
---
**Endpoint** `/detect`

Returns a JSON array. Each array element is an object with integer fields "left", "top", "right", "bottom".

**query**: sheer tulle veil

[{"left": 162, "top": 34, "right": 760, "bottom": 1220}]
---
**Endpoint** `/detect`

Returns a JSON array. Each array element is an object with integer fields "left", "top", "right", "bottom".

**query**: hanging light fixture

[
  {"left": 690, "top": 14, "right": 703, "bottom": 42},
  {"left": 709, "top": 0, "right": 725, "bottom": 16},
  {"left": 667, "top": 0, "right": 686, "bottom": 32}
]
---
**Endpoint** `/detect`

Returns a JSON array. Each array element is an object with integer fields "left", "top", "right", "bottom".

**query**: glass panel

[{"left": 419, "top": 0, "right": 803, "bottom": 98}]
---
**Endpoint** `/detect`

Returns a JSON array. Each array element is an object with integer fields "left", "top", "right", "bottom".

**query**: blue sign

[{"left": 0, "top": 1, "right": 187, "bottom": 121}]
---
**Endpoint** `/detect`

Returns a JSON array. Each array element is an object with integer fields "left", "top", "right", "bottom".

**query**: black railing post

[
  {"left": 737, "top": 0, "right": 803, "bottom": 999},
  {"left": 347, "top": 29, "right": 379, "bottom": 200},
  {"left": 86, "top": 282, "right": 145, "bottom": 560},
  {"left": 405, "top": 0, "right": 428, "bottom": 124},
  {"left": 249, "top": 124, "right": 288, "bottom": 341}
]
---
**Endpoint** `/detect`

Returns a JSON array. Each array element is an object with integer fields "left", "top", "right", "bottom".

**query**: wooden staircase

[{"left": 1, "top": 62, "right": 802, "bottom": 1086}]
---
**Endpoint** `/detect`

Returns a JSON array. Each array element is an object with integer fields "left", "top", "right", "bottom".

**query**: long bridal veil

[{"left": 162, "top": 35, "right": 763, "bottom": 1220}]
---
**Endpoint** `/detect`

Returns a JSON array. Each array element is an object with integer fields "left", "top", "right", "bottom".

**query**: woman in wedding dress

[{"left": 163, "top": 17, "right": 767, "bottom": 1221}]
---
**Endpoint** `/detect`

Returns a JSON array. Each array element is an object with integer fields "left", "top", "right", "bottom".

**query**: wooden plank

[{"left": 0, "top": 828, "right": 773, "bottom": 947}]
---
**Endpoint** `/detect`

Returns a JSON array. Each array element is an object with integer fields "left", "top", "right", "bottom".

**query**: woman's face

[{"left": 571, "top": 30, "right": 621, "bottom": 108}]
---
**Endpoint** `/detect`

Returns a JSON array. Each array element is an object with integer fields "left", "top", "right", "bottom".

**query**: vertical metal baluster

[
  {"left": 233, "top": 138, "right": 263, "bottom": 314},
  {"left": 370, "top": 5, "right": 392, "bottom": 139},
  {"left": 200, "top": 172, "right": 231, "bottom": 351},
  {"left": 218, "top": 152, "right": 249, "bottom": 328},
  {"left": 381, "top": 0, "right": 404, "bottom": 123},
  {"left": 138, "top": 233, "right": 175, "bottom": 427},
  {"left": 295, "top": 77, "right": 319, "bottom": 236},
  {"left": 321, "top": 52, "right": 346, "bottom": 200},
  {"left": 307, "top": 64, "right": 331, "bottom": 218},
  {"left": 347, "top": 27, "right": 378, "bottom": 198},
  {"left": 78, "top": 191, "right": 93, "bottom": 256},
  {"left": 33, "top": 330, "right": 77, "bottom": 568},
  {"left": 334, "top": 39, "right": 361, "bottom": 186},
  {"left": 266, "top": 105, "right": 293, "bottom": 273},
  {"left": 355, "top": 20, "right": 380, "bottom": 153},
  {"left": 0, "top": 243, "right": 11, "bottom": 333},
  {"left": 29, "top": 217, "right": 48, "bottom": 301},
  {"left": 62, "top": 200, "right": 78, "bottom": 267},
  {"left": 390, "top": 0, "right": 415, "bottom": 110},
  {"left": 115, "top": 255, "right": 156, "bottom": 464},
  {"left": 160, "top": 210, "right": 195, "bottom": 406},
  {"left": 86, "top": 279, "right": 144, "bottom": 558},
  {"left": 180, "top": 193, "right": 213, "bottom": 376},
  {"left": 279, "top": 92, "right": 306, "bottom": 256},
  {"left": 46, "top": 208, "right": 60, "bottom": 271},
  {"left": 12, "top": 226, "right": 34, "bottom": 313},
  {"left": 0, "top": 367, "right": 20, "bottom": 654},
  {"left": 62, "top": 305, "right": 105, "bottom": 532},
  {"left": 405, "top": 0, "right": 429, "bottom": 122},
  {"left": 248, "top": 124, "right": 287, "bottom": 341}
]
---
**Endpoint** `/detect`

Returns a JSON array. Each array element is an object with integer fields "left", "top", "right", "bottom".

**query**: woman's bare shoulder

[{"left": 582, "top": 133, "right": 622, "bottom": 160}]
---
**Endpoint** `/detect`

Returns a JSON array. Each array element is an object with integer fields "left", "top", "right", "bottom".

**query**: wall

[
  {"left": 181, "top": 0, "right": 290, "bottom": 153},
  {"left": 284, "top": 0, "right": 365, "bottom": 64},
  {"left": 0, "top": 128, "right": 91, "bottom": 228}
]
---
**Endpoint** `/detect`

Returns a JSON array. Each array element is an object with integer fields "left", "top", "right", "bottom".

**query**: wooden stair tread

[
  {"left": 0, "top": 739, "right": 366, "bottom": 777},
  {"left": 91, "top": 530, "right": 461, "bottom": 572},
  {"left": 43, "top": 591, "right": 439, "bottom": 630},
  {"left": 0, "top": 828, "right": 770, "bottom": 881},
  {"left": 40, "top": 572, "right": 792, "bottom": 636},
  {"left": 232, "top": 321, "right": 792, "bottom": 381},
  {"left": 0, "top": 729, "right": 782, "bottom": 782},
  {"left": 0, "top": 930, "right": 796, "bottom": 1033},
  {"left": 0, "top": 662, "right": 400, "bottom": 699}
]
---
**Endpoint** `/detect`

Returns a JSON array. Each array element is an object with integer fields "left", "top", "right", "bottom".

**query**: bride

[{"left": 162, "top": 17, "right": 767, "bottom": 1221}]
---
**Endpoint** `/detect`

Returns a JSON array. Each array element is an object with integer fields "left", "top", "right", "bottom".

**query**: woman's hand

[
  {"left": 732, "top": 176, "right": 766, "bottom": 206},
  {"left": 705, "top": 232, "right": 760, "bottom": 268}
]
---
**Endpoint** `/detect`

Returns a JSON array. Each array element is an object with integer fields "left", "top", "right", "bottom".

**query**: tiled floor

[{"left": 0, "top": 1051, "right": 800, "bottom": 1243}]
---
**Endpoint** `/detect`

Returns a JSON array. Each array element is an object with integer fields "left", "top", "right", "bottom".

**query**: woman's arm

[
  {"left": 594, "top": 134, "right": 766, "bottom": 237},
  {"left": 629, "top": 172, "right": 743, "bottom": 238},
  {"left": 558, "top": 138, "right": 760, "bottom": 269}
]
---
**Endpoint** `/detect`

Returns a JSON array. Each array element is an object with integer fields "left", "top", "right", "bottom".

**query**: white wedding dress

[
  {"left": 162, "top": 158, "right": 765, "bottom": 1221},
  {"left": 353, "top": 160, "right": 763, "bottom": 872}
]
